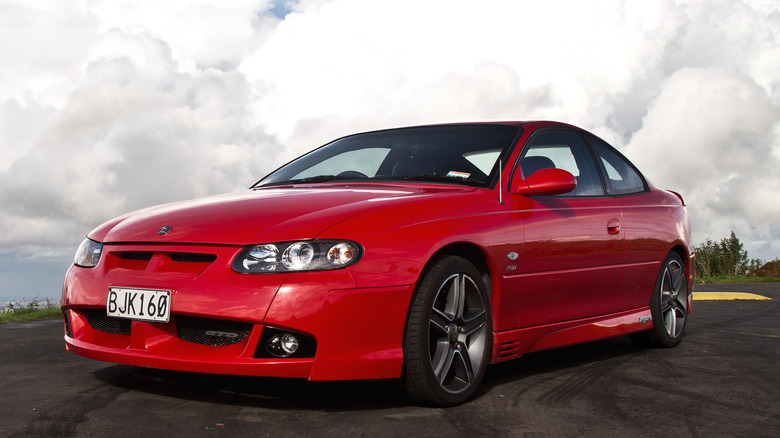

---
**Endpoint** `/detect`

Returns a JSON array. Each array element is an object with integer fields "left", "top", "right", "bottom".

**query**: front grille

[
  {"left": 115, "top": 252, "right": 153, "bottom": 261},
  {"left": 83, "top": 308, "right": 131, "bottom": 335},
  {"left": 170, "top": 253, "right": 217, "bottom": 263},
  {"left": 177, "top": 316, "right": 252, "bottom": 346},
  {"left": 110, "top": 251, "right": 217, "bottom": 274},
  {"left": 116, "top": 251, "right": 216, "bottom": 263}
]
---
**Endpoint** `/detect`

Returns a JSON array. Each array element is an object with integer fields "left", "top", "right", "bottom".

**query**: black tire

[
  {"left": 647, "top": 252, "right": 689, "bottom": 347},
  {"left": 402, "top": 256, "right": 491, "bottom": 406}
]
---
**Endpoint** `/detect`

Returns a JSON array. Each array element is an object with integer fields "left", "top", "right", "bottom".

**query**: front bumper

[
  {"left": 63, "top": 309, "right": 314, "bottom": 377},
  {"left": 62, "top": 243, "right": 416, "bottom": 381}
]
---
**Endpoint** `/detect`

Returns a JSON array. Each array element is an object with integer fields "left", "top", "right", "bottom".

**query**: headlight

[
  {"left": 74, "top": 238, "right": 103, "bottom": 268},
  {"left": 232, "top": 240, "right": 362, "bottom": 273}
]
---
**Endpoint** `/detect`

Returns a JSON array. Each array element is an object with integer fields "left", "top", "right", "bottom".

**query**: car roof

[{"left": 346, "top": 120, "right": 586, "bottom": 137}]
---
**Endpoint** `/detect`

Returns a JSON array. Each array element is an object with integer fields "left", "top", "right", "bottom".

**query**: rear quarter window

[{"left": 589, "top": 137, "right": 646, "bottom": 195}]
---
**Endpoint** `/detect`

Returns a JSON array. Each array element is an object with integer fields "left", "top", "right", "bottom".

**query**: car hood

[{"left": 90, "top": 184, "right": 477, "bottom": 245}]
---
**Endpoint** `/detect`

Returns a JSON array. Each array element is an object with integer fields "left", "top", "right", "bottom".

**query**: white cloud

[
  {"left": 0, "top": 6, "right": 281, "bottom": 260},
  {"left": 625, "top": 67, "right": 780, "bottom": 258},
  {"left": 0, "top": 0, "right": 779, "bottom": 299},
  {"left": 240, "top": 0, "right": 689, "bottom": 143},
  {"left": 0, "top": 2, "right": 97, "bottom": 107},
  {"left": 85, "top": 0, "right": 276, "bottom": 69}
]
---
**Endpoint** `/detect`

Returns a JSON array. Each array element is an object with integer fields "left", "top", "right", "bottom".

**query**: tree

[{"left": 694, "top": 231, "right": 758, "bottom": 278}]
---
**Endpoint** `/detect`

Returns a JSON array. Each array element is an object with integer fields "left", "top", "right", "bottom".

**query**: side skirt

[{"left": 491, "top": 307, "right": 653, "bottom": 363}]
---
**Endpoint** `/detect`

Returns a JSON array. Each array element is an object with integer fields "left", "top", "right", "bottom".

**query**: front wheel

[
  {"left": 648, "top": 252, "right": 689, "bottom": 347},
  {"left": 402, "top": 256, "right": 491, "bottom": 406}
]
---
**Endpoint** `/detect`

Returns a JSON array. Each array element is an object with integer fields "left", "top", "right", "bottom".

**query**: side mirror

[{"left": 510, "top": 168, "right": 577, "bottom": 196}]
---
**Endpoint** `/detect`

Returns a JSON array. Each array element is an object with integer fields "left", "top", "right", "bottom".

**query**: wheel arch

[
  {"left": 669, "top": 243, "right": 695, "bottom": 306},
  {"left": 428, "top": 242, "right": 492, "bottom": 297},
  {"left": 670, "top": 243, "right": 694, "bottom": 285},
  {"left": 403, "top": 241, "right": 495, "bottom": 338},
  {"left": 670, "top": 244, "right": 687, "bottom": 263}
]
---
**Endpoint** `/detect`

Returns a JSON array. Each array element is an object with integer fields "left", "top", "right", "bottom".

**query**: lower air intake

[
  {"left": 176, "top": 316, "right": 253, "bottom": 346},
  {"left": 83, "top": 308, "right": 131, "bottom": 335}
]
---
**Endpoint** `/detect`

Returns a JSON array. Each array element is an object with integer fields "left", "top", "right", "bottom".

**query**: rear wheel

[
  {"left": 402, "top": 256, "right": 491, "bottom": 406},
  {"left": 648, "top": 252, "right": 688, "bottom": 347}
]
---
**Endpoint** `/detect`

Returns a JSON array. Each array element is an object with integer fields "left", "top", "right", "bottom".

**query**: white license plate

[{"left": 107, "top": 287, "right": 171, "bottom": 322}]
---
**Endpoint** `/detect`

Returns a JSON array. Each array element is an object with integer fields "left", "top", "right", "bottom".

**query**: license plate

[{"left": 107, "top": 287, "right": 171, "bottom": 322}]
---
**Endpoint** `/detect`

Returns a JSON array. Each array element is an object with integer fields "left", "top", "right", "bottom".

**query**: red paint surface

[{"left": 62, "top": 121, "right": 693, "bottom": 380}]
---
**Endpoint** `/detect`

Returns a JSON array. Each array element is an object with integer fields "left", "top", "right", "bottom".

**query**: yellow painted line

[{"left": 692, "top": 292, "right": 772, "bottom": 301}]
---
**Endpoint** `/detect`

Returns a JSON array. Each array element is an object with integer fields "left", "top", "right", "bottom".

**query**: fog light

[
  {"left": 266, "top": 333, "right": 299, "bottom": 357},
  {"left": 281, "top": 333, "right": 299, "bottom": 354},
  {"left": 256, "top": 327, "right": 316, "bottom": 359}
]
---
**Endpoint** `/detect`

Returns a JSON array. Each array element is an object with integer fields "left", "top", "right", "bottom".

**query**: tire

[
  {"left": 647, "top": 252, "right": 689, "bottom": 347},
  {"left": 402, "top": 256, "right": 491, "bottom": 406}
]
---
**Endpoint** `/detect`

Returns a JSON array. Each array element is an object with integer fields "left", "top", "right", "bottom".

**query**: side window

[
  {"left": 589, "top": 137, "right": 646, "bottom": 195},
  {"left": 519, "top": 130, "right": 605, "bottom": 196}
]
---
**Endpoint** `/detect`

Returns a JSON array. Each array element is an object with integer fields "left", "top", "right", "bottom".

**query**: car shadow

[
  {"left": 92, "top": 364, "right": 410, "bottom": 411},
  {"left": 480, "top": 335, "right": 647, "bottom": 393},
  {"left": 92, "top": 335, "right": 649, "bottom": 411}
]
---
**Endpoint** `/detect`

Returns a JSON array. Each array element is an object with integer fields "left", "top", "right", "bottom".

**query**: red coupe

[{"left": 62, "top": 121, "right": 693, "bottom": 406}]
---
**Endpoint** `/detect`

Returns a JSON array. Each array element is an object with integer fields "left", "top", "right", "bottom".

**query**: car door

[
  {"left": 499, "top": 128, "right": 626, "bottom": 329},
  {"left": 586, "top": 135, "right": 671, "bottom": 309}
]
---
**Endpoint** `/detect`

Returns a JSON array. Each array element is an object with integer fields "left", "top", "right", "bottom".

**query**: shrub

[{"left": 694, "top": 231, "right": 764, "bottom": 278}]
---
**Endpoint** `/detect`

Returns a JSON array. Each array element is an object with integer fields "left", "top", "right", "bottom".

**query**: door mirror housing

[{"left": 510, "top": 168, "right": 577, "bottom": 196}]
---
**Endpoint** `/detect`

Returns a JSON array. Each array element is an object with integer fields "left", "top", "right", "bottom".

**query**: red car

[{"left": 62, "top": 121, "right": 693, "bottom": 406}]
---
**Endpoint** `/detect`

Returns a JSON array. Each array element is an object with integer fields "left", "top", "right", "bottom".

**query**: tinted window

[
  {"left": 257, "top": 125, "right": 520, "bottom": 188},
  {"left": 589, "top": 137, "right": 646, "bottom": 195},
  {"left": 519, "top": 130, "right": 605, "bottom": 196}
]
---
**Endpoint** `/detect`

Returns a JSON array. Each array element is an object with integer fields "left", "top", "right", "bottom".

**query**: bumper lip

[{"left": 64, "top": 335, "right": 314, "bottom": 379}]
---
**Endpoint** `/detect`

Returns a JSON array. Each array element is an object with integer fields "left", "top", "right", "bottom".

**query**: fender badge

[{"left": 157, "top": 225, "right": 173, "bottom": 235}]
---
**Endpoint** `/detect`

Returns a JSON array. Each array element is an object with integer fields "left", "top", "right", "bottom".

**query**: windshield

[{"left": 255, "top": 124, "right": 521, "bottom": 188}]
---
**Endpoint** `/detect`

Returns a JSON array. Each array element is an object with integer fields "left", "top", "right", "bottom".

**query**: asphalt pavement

[{"left": 1, "top": 282, "right": 778, "bottom": 437}]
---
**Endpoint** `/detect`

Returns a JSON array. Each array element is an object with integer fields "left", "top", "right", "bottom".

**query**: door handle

[{"left": 607, "top": 219, "right": 621, "bottom": 235}]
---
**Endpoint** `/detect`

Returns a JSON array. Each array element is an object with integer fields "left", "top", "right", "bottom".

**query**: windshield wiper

[
  {"left": 385, "top": 174, "right": 485, "bottom": 186},
  {"left": 256, "top": 173, "right": 485, "bottom": 188},
  {"left": 257, "top": 174, "right": 368, "bottom": 187}
]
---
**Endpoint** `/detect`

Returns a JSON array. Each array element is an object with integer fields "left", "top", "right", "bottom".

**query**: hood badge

[{"left": 157, "top": 225, "right": 173, "bottom": 236}]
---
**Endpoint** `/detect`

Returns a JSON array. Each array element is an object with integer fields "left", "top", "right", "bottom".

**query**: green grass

[
  {"left": 0, "top": 307, "right": 62, "bottom": 324},
  {"left": 695, "top": 275, "right": 780, "bottom": 284}
]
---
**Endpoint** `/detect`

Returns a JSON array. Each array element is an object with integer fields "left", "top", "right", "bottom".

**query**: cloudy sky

[{"left": 1, "top": 0, "right": 778, "bottom": 301}]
